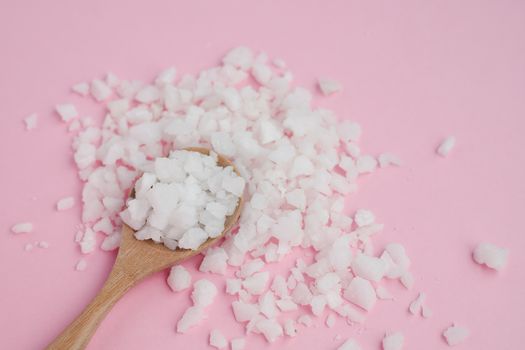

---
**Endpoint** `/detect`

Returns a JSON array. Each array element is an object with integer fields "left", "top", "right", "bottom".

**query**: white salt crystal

[
  {"left": 24, "top": 243, "right": 34, "bottom": 251},
  {"left": 178, "top": 227, "right": 208, "bottom": 250},
  {"left": 285, "top": 189, "right": 306, "bottom": 211},
  {"left": 176, "top": 306, "right": 205, "bottom": 333},
  {"left": 354, "top": 209, "right": 375, "bottom": 227},
  {"left": 376, "top": 286, "right": 394, "bottom": 300},
  {"left": 100, "top": 233, "right": 120, "bottom": 251},
  {"left": 155, "top": 67, "right": 177, "bottom": 86},
  {"left": 338, "top": 121, "right": 362, "bottom": 142},
  {"left": 259, "top": 291, "right": 278, "bottom": 318},
  {"left": 232, "top": 301, "right": 259, "bottom": 322},
  {"left": 91, "top": 79, "right": 112, "bottom": 101},
  {"left": 343, "top": 277, "right": 377, "bottom": 311},
  {"left": 56, "top": 104, "right": 78, "bottom": 122},
  {"left": 421, "top": 304, "right": 433, "bottom": 318},
  {"left": 80, "top": 228, "right": 96, "bottom": 254},
  {"left": 443, "top": 324, "right": 469, "bottom": 346},
  {"left": 289, "top": 155, "right": 314, "bottom": 178},
  {"left": 382, "top": 332, "right": 404, "bottom": 350},
  {"left": 105, "top": 72, "right": 119, "bottom": 87},
  {"left": 242, "top": 271, "right": 269, "bottom": 295},
  {"left": 200, "top": 247, "right": 228, "bottom": 275},
  {"left": 351, "top": 253, "right": 386, "bottom": 282},
  {"left": 209, "top": 329, "right": 227, "bottom": 349},
  {"left": 356, "top": 155, "right": 377, "bottom": 174},
  {"left": 136, "top": 85, "right": 160, "bottom": 104},
  {"left": 75, "top": 259, "right": 87, "bottom": 271},
  {"left": 473, "top": 242, "right": 509, "bottom": 271},
  {"left": 223, "top": 47, "right": 254, "bottom": 70},
  {"left": 93, "top": 217, "right": 113, "bottom": 235},
  {"left": 378, "top": 153, "right": 402, "bottom": 168},
  {"left": 68, "top": 119, "right": 81, "bottom": 132},
  {"left": 191, "top": 279, "right": 217, "bottom": 307},
  {"left": 256, "top": 318, "right": 283, "bottom": 342},
  {"left": 11, "top": 222, "right": 33, "bottom": 234},
  {"left": 291, "top": 282, "right": 313, "bottom": 305},
  {"left": 38, "top": 241, "right": 50, "bottom": 248},
  {"left": 338, "top": 338, "right": 362, "bottom": 350},
  {"left": 276, "top": 298, "right": 297, "bottom": 312},
  {"left": 400, "top": 271, "right": 414, "bottom": 290},
  {"left": 284, "top": 319, "right": 297, "bottom": 337},
  {"left": 167, "top": 266, "right": 191, "bottom": 292},
  {"left": 231, "top": 338, "right": 245, "bottom": 350},
  {"left": 273, "top": 58, "right": 286, "bottom": 69},
  {"left": 238, "top": 258, "right": 264, "bottom": 278},
  {"left": 318, "top": 78, "right": 342, "bottom": 96},
  {"left": 72, "top": 82, "right": 90, "bottom": 96},
  {"left": 24, "top": 113, "right": 38, "bottom": 130},
  {"left": 56, "top": 196, "right": 75, "bottom": 211},
  {"left": 298, "top": 315, "right": 313, "bottom": 327},
  {"left": 326, "top": 314, "right": 336, "bottom": 328},
  {"left": 437, "top": 136, "right": 455, "bottom": 157},
  {"left": 226, "top": 278, "right": 242, "bottom": 295},
  {"left": 409, "top": 292, "right": 426, "bottom": 315}
]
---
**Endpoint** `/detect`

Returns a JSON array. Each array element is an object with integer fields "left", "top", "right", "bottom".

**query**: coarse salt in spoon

[{"left": 46, "top": 147, "right": 244, "bottom": 350}]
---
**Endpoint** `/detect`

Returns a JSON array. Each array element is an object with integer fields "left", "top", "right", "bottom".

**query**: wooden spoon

[{"left": 46, "top": 147, "right": 244, "bottom": 350}]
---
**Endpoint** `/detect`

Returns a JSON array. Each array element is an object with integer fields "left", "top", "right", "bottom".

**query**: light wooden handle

[{"left": 46, "top": 266, "right": 135, "bottom": 350}]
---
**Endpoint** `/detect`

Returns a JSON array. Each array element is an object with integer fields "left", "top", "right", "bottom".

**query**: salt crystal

[
  {"left": 284, "top": 319, "right": 297, "bottom": 337},
  {"left": 343, "top": 277, "right": 377, "bottom": 311},
  {"left": 209, "top": 329, "right": 227, "bottom": 349},
  {"left": 38, "top": 241, "right": 50, "bottom": 248},
  {"left": 318, "top": 78, "right": 342, "bottom": 95},
  {"left": 191, "top": 279, "right": 217, "bottom": 307},
  {"left": 297, "top": 315, "right": 313, "bottom": 327},
  {"left": 326, "top": 314, "right": 336, "bottom": 328},
  {"left": 338, "top": 338, "right": 362, "bottom": 350},
  {"left": 11, "top": 222, "right": 33, "bottom": 234},
  {"left": 443, "top": 324, "right": 469, "bottom": 346},
  {"left": 473, "top": 242, "right": 508, "bottom": 271},
  {"left": 226, "top": 278, "right": 242, "bottom": 295},
  {"left": 24, "top": 243, "right": 34, "bottom": 251},
  {"left": 200, "top": 247, "right": 229, "bottom": 275},
  {"left": 56, "top": 104, "right": 78, "bottom": 122},
  {"left": 167, "top": 265, "right": 191, "bottom": 292},
  {"left": 75, "top": 259, "right": 87, "bottom": 271},
  {"left": 24, "top": 113, "right": 38, "bottom": 130},
  {"left": 256, "top": 318, "right": 283, "bottom": 342},
  {"left": 72, "top": 82, "right": 90, "bottom": 96},
  {"left": 56, "top": 196, "right": 75, "bottom": 211},
  {"left": 232, "top": 301, "right": 259, "bottom": 322},
  {"left": 378, "top": 153, "right": 401, "bottom": 168},
  {"left": 242, "top": 271, "right": 269, "bottom": 295},
  {"left": 437, "top": 136, "right": 455, "bottom": 157},
  {"left": 231, "top": 338, "right": 245, "bottom": 350},
  {"left": 91, "top": 79, "right": 112, "bottom": 101},
  {"left": 382, "top": 332, "right": 404, "bottom": 350},
  {"left": 176, "top": 306, "right": 205, "bottom": 333},
  {"left": 409, "top": 292, "right": 426, "bottom": 315}
]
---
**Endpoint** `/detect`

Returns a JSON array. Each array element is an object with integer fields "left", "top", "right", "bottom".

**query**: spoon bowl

[{"left": 46, "top": 147, "right": 243, "bottom": 350}]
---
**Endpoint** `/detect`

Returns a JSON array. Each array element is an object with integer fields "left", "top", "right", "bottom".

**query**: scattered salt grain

[
  {"left": 231, "top": 338, "right": 246, "bottom": 350},
  {"left": 409, "top": 292, "right": 426, "bottom": 315},
  {"left": 176, "top": 306, "right": 205, "bottom": 333},
  {"left": 382, "top": 332, "right": 404, "bottom": 350},
  {"left": 24, "top": 113, "right": 38, "bottom": 130},
  {"left": 24, "top": 243, "right": 34, "bottom": 251},
  {"left": 376, "top": 286, "right": 394, "bottom": 300},
  {"left": 297, "top": 315, "right": 313, "bottom": 327},
  {"left": 75, "top": 259, "right": 87, "bottom": 271},
  {"left": 242, "top": 272, "right": 269, "bottom": 295},
  {"left": 437, "top": 136, "right": 455, "bottom": 157},
  {"left": 72, "top": 82, "right": 90, "bottom": 96},
  {"left": 378, "top": 153, "right": 402, "bottom": 168},
  {"left": 473, "top": 242, "right": 508, "bottom": 271},
  {"left": 318, "top": 78, "right": 342, "bottom": 96},
  {"left": 200, "top": 247, "right": 229, "bottom": 275},
  {"left": 338, "top": 338, "right": 362, "bottom": 350},
  {"left": 38, "top": 241, "right": 50, "bottom": 249},
  {"left": 167, "top": 266, "right": 191, "bottom": 292},
  {"left": 356, "top": 155, "right": 377, "bottom": 174},
  {"left": 226, "top": 278, "right": 242, "bottom": 295},
  {"left": 326, "top": 314, "right": 336, "bottom": 328},
  {"left": 284, "top": 319, "right": 297, "bottom": 337},
  {"left": 256, "top": 318, "right": 283, "bottom": 342},
  {"left": 55, "top": 104, "right": 78, "bottom": 122},
  {"left": 209, "top": 329, "right": 227, "bottom": 349},
  {"left": 11, "top": 222, "right": 33, "bottom": 234},
  {"left": 68, "top": 119, "right": 81, "bottom": 132},
  {"left": 443, "top": 324, "right": 469, "bottom": 346},
  {"left": 56, "top": 196, "right": 75, "bottom": 211},
  {"left": 343, "top": 277, "right": 377, "bottom": 311},
  {"left": 91, "top": 79, "right": 112, "bottom": 101},
  {"left": 191, "top": 279, "right": 218, "bottom": 307},
  {"left": 421, "top": 304, "right": 433, "bottom": 318},
  {"left": 232, "top": 301, "right": 259, "bottom": 322}
]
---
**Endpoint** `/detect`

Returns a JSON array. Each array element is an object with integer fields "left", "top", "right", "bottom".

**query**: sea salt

[
  {"left": 11, "top": 222, "right": 33, "bottom": 234},
  {"left": 24, "top": 113, "right": 38, "bottom": 130},
  {"left": 437, "top": 136, "right": 455, "bottom": 157},
  {"left": 57, "top": 196, "right": 75, "bottom": 211}
]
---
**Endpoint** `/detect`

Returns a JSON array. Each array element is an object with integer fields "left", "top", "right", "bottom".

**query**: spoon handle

[{"left": 46, "top": 266, "right": 135, "bottom": 350}]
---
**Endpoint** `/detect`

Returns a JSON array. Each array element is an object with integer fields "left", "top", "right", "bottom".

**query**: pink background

[{"left": 1, "top": 0, "right": 524, "bottom": 349}]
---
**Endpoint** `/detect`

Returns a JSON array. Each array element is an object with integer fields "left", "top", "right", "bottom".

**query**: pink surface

[{"left": 1, "top": 1, "right": 524, "bottom": 349}]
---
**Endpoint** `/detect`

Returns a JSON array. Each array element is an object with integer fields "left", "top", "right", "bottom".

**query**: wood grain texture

[{"left": 46, "top": 148, "right": 243, "bottom": 350}]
